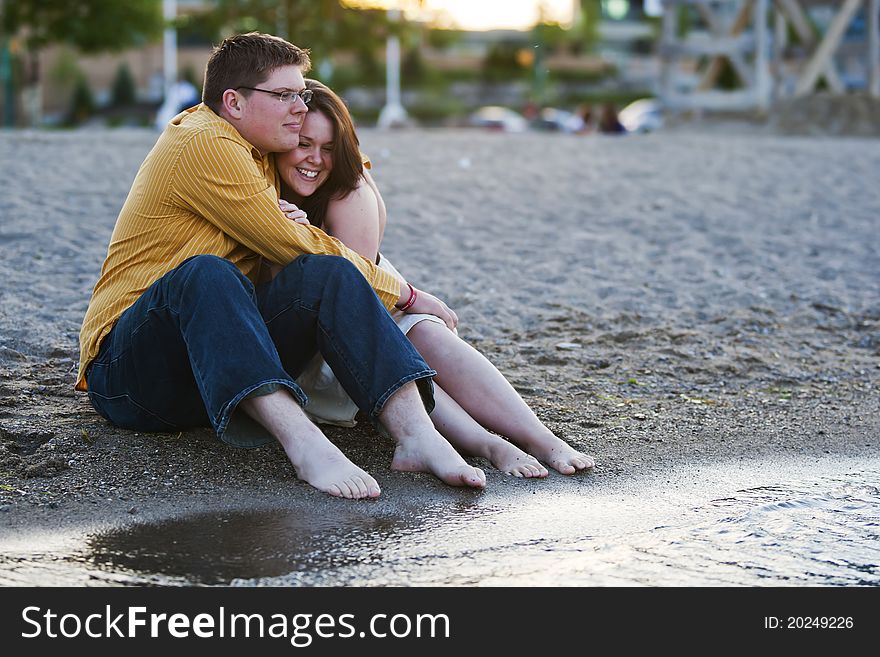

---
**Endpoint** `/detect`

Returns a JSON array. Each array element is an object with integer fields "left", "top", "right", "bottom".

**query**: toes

[
  {"left": 337, "top": 480, "right": 355, "bottom": 498},
  {"left": 555, "top": 461, "right": 576, "bottom": 475},
  {"left": 326, "top": 484, "right": 344, "bottom": 498},
  {"left": 351, "top": 476, "right": 381, "bottom": 499},
  {"left": 351, "top": 476, "right": 368, "bottom": 499},
  {"left": 467, "top": 467, "right": 486, "bottom": 488}
]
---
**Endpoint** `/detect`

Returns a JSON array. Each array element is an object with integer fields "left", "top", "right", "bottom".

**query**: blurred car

[
  {"left": 618, "top": 99, "right": 664, "bottom": 133},
  {"left": 532, "top": 107, "right": 585, "bottom": 133},
  {"left": 468, "top": 106, "right": 529, "bottom": 133}
]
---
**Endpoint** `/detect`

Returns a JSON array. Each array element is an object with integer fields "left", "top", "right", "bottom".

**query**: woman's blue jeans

[{"left": 85, "top": 254, "right": 436, "bottom": 447}]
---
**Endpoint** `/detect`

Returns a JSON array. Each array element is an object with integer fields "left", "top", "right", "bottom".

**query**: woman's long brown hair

[{"left": 282, "top": 78, "right": 363, "bottom": 228}]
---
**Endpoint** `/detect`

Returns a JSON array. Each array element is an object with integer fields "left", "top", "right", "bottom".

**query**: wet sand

[{"left": 0, "top": 127, "right": 878, "bottom": 580}]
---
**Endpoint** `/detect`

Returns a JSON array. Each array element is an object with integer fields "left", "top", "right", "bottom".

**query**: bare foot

[
  {"left": 515, "top": 432, "right": 595, "bottom": 475},
  {"left": 391, "top": 431, "right": 486, "bottom": 489},
  {"left": 281, "top": 432, "right": 381, "bottom": 499},
  {"left": 486, "top": 440, "right": 548, "bottom": 478}
]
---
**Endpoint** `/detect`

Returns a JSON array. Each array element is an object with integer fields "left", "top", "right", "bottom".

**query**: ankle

[{"left": 276, "top": 426, "right": 326, "bottom": 460}]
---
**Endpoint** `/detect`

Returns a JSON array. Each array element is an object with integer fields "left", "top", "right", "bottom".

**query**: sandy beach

[{"left": 0, "top": 125, "right": 878, "bottom": 584}]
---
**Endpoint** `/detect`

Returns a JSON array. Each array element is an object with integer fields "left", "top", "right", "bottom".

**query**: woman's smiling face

[{"left": 279, "top": 109, "right": 334, "bottom": 197}]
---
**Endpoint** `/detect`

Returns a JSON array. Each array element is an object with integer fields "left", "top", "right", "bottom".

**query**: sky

[{"left": 345, "top": 0, "right": 577, "bottom": 31}]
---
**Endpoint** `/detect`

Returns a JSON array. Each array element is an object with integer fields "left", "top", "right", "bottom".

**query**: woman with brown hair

[{"left": 275, "top": 79, "right": 594, "bottom": 477}]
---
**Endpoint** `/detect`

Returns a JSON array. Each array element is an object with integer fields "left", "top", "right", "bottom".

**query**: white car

[
  {"left": 469, "top": 106, "right": 529, "bottom": 133},
  {"left": 618, "top": 99, "right": 664, "bottom": 133},
  {"left": 533, "top": 107, "right": 585, "bottom": 133}
]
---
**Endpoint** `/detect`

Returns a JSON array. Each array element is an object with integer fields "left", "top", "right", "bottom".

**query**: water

[{"left": 1, "top": 456, "right": 878, "bottom": 586}]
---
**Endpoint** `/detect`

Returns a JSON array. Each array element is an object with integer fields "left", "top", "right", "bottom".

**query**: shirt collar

[{"left": 179, "top": 104, "right": 265, "bottom": 161}]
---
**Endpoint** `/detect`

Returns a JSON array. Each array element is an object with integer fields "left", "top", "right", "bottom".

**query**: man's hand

[
  {"left": 279, "top": 199, "right": 309, "bottom": 225},
  {"left": 404, "top": 286, "right": 458, "bottom": 330}
]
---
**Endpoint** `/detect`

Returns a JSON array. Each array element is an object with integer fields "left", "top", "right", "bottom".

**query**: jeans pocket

[{"left": 88, "top": 391, "right": 179, "bottom": 433}]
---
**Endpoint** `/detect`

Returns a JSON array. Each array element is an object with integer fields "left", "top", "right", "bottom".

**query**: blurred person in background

[{"left": 598, "top": 102, "right": 626, "bottom": 134}]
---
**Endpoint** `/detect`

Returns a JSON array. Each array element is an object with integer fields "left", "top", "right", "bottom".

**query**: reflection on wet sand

[
  {"left": 1, "top": 456, "right": 877, "bottom": 587},
  {"left": 84, "top": 500, "right": 484, "bottom": 585}
]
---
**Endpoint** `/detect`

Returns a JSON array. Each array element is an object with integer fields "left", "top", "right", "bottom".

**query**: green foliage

[
  {"left": 532, "top": 21, "right": 568, "bottom": 51},
  {"left": 425, "top": 28, "right": 462, "bottom": 51},
  {"left": 482, "top": 41, "right": 529, "bottom": 84},
  {"left": 548, "top": 67, "right": 614, "bottom": 84},
  {"left": 198, "top": 0, "right": 396, "bottom": 84},
  {"left": 111, "top": 62, "right": 136, "bottom": 107},
  {"left": 716, "top": 58, "right": 741, "bottom": 91},
  {"left": 47, "top": 47, "right": 81, "bottom": 97},
  {"left": 2, "top": 0, "right": 163, "bottom": 53},
  {"left": 67, "top": 74, "right": 94, "bottom": 125},
  {"left": 574, "top": 0, "right": 602, "bottom": 52},
  {"left": 555, "top": 87, "right": 652, "bottom": 108},
  {"left": 402, "top": 46, "right": 427, "bottom": 85},
  {"left": 406, "top": 90, "right": 466, "bottom": 124},
  {"left": 677, "top": 3, "right": 695, "bottom": 39}
]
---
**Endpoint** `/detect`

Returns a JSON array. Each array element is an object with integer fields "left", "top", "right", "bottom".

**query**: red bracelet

[{"left": 396, "top": 282, "right": 417, "bottom": 311}]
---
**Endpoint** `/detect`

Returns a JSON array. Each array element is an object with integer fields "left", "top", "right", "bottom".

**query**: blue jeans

[{"left": 86, "top": 254, "right": 435, "bottom": 447}]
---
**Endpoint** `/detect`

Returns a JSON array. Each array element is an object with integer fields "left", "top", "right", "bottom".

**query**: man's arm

[{"left": 175, "top": 132, "right": 403, "bottom": 309}]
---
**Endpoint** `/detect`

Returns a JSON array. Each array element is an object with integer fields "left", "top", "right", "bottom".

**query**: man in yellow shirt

[{"left": 78, "top": 32, "right": 485, "bottom": 499}]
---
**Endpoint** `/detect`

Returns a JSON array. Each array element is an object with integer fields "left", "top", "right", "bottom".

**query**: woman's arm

[
  {"left": 361, "top": 169, "right": 387, "bottom": 244},
  {"left": 322, "top": 173, "right": 459, "bottom": 329},
  {"left": 323, "top": 176, "right": 383, "bottom": 264}
]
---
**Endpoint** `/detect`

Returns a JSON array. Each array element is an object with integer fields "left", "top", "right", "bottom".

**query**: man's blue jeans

[{"left": 85, "top": 254, "right": 436, "bottom": 447}]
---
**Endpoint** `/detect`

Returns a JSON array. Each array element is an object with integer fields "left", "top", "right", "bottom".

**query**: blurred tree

[
  {"left": 424, "top": 27, "right": 462, "bottom": 51},
  {"left": 573, "top": 0, "right": 603, "bottom": 53},
  {"left": 2, "top": 0, "right": 163, "bottom": 53},
  {"left": 194, "top": 0, "right": 397, "bottom": 86},
  {"left": 402, "top": 43, "right": 426, "bottom": 84},
  {"left": 533, "top": 1, "right": 569, "bottom": 53},
  {"left": 111, "top": 62, "right": 137, "bottom": 107},
  {"left": 2, "top": 0, "right": 163, "bottom": 124},
  {"left": 67, "top": 74, "right": 95, "bottom": 125},
  {"left": 482, "top": 40, "right": 529, "bottom": 84}
]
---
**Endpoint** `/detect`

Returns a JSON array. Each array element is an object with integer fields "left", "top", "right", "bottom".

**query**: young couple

[{"left": 78, "top": 32, "right": 593, "bottom": 500}]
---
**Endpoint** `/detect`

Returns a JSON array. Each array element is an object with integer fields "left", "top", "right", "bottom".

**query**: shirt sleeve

[{"left": 173, "top": 131, "right": 401, "bottom": 309}]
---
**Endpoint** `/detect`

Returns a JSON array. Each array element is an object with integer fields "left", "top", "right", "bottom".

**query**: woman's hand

[
  {"left": 405, "top": 287, "right": 458, "bottom": 330},
  {"left": 279, "top": 199, "right": 309, "bottom": 225}
]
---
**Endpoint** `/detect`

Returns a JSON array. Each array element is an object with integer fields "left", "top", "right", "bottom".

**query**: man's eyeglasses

[{"left": 236, "top": 87, "right": 313, "bottom": 105}]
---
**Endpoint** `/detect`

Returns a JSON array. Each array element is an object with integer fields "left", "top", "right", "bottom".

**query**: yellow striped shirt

[{"left": 77, "top": 104, "right": 400, "bottom": 391}]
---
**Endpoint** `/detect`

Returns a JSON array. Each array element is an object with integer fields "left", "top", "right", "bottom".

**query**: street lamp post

[
  {"left": 378, "top": 7, "right": 408, "bottom": 128},
  {"left": 163, "top": 0, "right": 178, "bottom": 100}
]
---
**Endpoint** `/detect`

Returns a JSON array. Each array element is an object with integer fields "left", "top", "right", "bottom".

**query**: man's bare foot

[
  {"left": 281, "top": 432, "right": 381, "bottom": 499},
  {"left": 240, "top": 391, "right": 379, "bottom": 499},
  {"left": 515, "top": 432, "right": 595, "bottom": 475},
  {"left": 391, "top": 431, "right": 486, "bottom": 488},
  {"left": 486, "top": 440, "right": 548, "bottom": 478}
]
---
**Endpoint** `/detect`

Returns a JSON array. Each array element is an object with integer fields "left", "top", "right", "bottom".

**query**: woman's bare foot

[
  {"left": 281, "top": 431, "right": 381, "bottom": 499},
  {"left": 485, "top": 440, "right": 548, "bottom": 478},
  {"left": 391, "top": 430, "right": 486, "bottom": 489},
  {"left": 515, "top": 432, "right": 595, "bottom": 475}
]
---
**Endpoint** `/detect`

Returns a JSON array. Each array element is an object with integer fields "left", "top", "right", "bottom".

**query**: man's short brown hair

[{"left": 202, "top": 32, "right": 311, "bottom": 113}]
